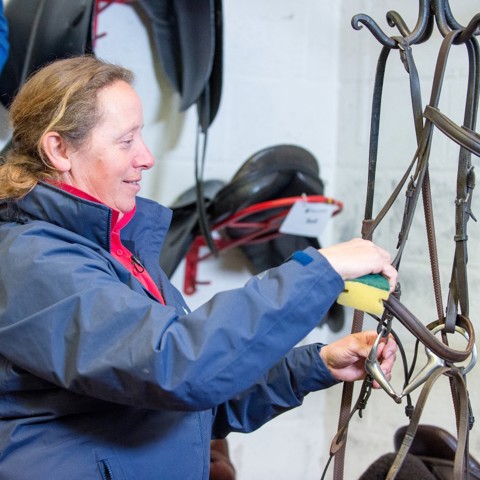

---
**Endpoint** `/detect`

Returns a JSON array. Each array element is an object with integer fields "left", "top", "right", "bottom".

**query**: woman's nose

[{"left": 135, "top": 141, "right": 155, "bottom": 170}]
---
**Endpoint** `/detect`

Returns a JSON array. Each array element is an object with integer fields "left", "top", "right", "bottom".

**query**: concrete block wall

[{"left": 1, "top": 1, "right": 478, "bottom": 478}]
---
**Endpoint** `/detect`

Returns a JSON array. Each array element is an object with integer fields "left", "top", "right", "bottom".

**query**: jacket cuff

[
  {"left": 314, "top": 343, "right": 341, "bottom": 387},
  {"left": 289, "top": 343, "right": 341, "bottom": 394}
]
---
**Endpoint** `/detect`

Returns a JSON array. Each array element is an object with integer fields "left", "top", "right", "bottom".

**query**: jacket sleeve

[
  {"left": 0, "top": 220, "right": 345, "bottom": 412},
  {"left": 211, "top": 343, "right": 340, "bottom": 437},
  {"left": 0, "top": 1, "right": 8, "bottom": 74}
]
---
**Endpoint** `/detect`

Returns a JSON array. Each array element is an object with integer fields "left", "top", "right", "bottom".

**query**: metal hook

[
  {"left": 444, "top": 0, "right": 464, "bottom": 32},
  {"left": 433, "top": 0, "right": 457, "bottom": 37},
  {"left": 456, "top": 13, "right": 480, "bottom": 45},
  {"left": 351, "top": 14, "right": 397, "bottom": 49},
  {"left": 386, "top": 0, "right": 433, "bottom": 45}
]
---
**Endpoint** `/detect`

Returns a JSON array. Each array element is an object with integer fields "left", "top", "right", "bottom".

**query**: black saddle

[
  {"left": 137, "top": 0, "right": 223, "bottom": 131},
  {"left": 210, "top": 144, "right": 326, "bottom": 274},
  {"left": 160, "top": 144, "right": 324, "bottom": 275},
  {"left": 159, "top": 144, "right": 345, "bottom": 331},
  {"left": 0, "top": 0, "right": 94, "bottom": 109}
]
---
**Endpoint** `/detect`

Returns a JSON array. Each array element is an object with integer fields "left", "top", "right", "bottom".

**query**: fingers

[
  {"left": 382, "top": 335, "right": 398, "bottom": 360},
  {"left": 372, "top": 333, "right": 397, "bottom": 387},
  {"left": 379, "top": 349, "right": 396, "bottom": 378},
  {"left": 357, "top": 331, "right": 397, "bottom": 388},
  {"left": 319, "top": 331, "right": 398, "bottom": 385},
  {"left": 365, "top": 240, "right": 397, "bottom": 292},
  {"left": 319, "top": 238, "right": 398, "bottom": 287},
  {"left": 381, "top": 263, "right": 398, "bottom": 293}
]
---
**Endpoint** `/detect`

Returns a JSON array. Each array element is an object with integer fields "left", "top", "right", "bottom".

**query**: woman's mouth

[{"left": 123, "top": 180, "right": 141, "bottom": 192}]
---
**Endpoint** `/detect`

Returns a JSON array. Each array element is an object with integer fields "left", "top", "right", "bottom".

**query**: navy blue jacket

[{"left": 0, "top": 182, "right": 343, "bottom": 479}]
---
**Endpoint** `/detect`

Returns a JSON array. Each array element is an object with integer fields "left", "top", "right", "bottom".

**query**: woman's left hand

[{"left": 319, "top": 331, "right": 397, "bottom": 385}]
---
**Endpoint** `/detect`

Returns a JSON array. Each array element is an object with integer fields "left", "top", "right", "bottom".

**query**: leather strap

[
  {"left": 384, "top": 297, "right": 475, "bottom": 363},
  {"left": 332, "top": 310, "right": 365, "bottom": 480},
  {"left": 424, "top": 106, "right": 480, "bottom": 156},
  {"left": 386, "top": 366, "right": 450, "bottom": 479},
  {"left": 330, "top": 5, "right": 479, "bottom": 480},
  {"left": 386, "top": 366, "right": 470, "bottom": 479}
]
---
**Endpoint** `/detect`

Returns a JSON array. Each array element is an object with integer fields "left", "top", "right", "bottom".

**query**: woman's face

[{"left": 63, "top": 80, "right": 155, "bottom": 214}]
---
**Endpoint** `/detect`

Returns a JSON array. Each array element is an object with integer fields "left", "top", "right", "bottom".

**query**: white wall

[
  {"left": 95, "top": 1, "right": 480, "bottom": 479},
  {"left": 2, "top": 1, "right": 478, "bottom": 478}
]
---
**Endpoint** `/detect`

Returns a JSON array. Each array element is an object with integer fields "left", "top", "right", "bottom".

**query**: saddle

[
  {"left": 159, "top": 144, "right": 345, "bottom": 331},
  {"left": 160, "top": 144, "right": 323, "bottom": 276},
  {"left": 208, "top": 144, "right": 327, "bottom": 272},
  {"left": 359, "top": 425, "right": 480, "bottom": 480},
  {"left": 137, "top": 0, "right": 223, "bottom": 131}
]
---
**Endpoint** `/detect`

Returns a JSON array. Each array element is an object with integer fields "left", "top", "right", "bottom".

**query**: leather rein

[{"left": 323, "top": 4, "right": 479, "bottom": 479}]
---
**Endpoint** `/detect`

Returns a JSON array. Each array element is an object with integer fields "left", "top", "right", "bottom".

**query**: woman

[{"left": 0, "top": 56, "right": 397, "bottom": 480}]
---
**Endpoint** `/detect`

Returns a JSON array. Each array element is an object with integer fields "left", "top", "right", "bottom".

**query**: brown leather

[
  {"left": 332, "top": 7, "right": 479, "bottom": 480},
  {"left": 358, "top": 453, "right": 435, "bottom": 480},
  {"left": 394, "top": 425, "right": 480, "bottom": 479},
  {"left": 387, "top": 368, "right": 471, "bottom": 479},
  {"left": 384, "top": 297, "right": 475, "bottom": 363}
]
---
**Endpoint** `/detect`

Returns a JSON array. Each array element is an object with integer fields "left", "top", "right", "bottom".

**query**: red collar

[{"left": 48, "top": 180, "right": 165, "bottom": 304}]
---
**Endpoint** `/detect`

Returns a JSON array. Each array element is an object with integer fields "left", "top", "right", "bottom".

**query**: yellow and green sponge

[{"left": 337, "top": 274, "right": 390, "bottom": 316}]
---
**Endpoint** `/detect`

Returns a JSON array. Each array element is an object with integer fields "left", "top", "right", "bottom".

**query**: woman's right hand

[{"left": 318, "top": 238, "right": 398, "bottom": 292}]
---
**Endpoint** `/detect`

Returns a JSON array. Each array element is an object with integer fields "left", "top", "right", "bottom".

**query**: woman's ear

[{"left": 41, "top": 132, "right": 72, "bottom": 173}]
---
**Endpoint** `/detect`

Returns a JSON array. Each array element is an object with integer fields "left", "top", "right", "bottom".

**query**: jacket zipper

[
  {"left": 98, "top": 459, "right": 115, "bottom": 480},
  {"left": 131, "top": 254, "right": 145, "bottom": 273}
]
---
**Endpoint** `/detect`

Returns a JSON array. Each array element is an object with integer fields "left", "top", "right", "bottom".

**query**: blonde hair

[{"left": 0, "top": 56, "right": 134, "bottom": 200}]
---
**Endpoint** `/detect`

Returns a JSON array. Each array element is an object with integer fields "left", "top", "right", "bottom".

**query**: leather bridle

[{"left": 324, "top": 3, "right": 479, "bottom": 479}]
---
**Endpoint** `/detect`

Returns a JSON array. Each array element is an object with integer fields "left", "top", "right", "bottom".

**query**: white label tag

[{"left": 279, "top": 201, "right": 336, "bottom": 237}]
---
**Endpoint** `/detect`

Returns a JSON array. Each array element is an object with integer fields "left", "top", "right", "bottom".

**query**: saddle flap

[
  {"left": 0, "top": 0, "right": 94, "bottom": 108},
  {"left": 394, "top": 424, "right": 480, "bottom": 479},
  {"left": 138, "top": 0, "right": 223, "bottom": 126}
]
